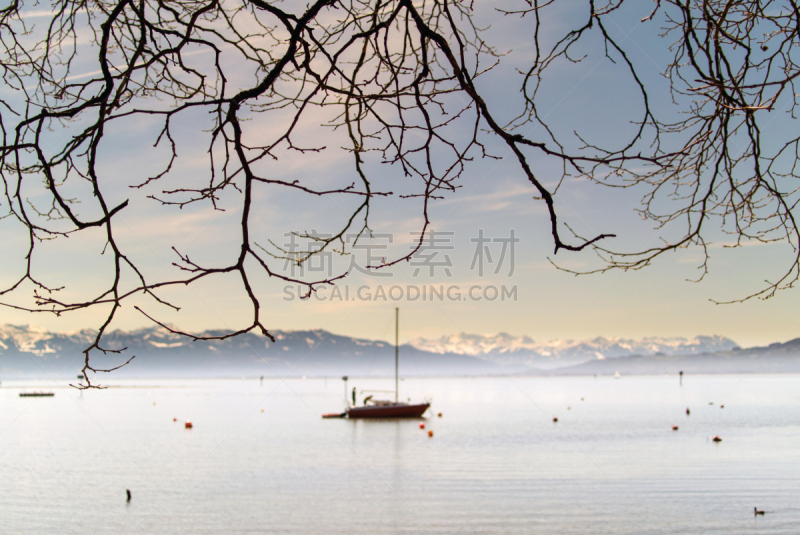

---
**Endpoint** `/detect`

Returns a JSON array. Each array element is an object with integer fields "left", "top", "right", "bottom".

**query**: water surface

[{"left": 1, "top": 374, "right": 798, "bottom": 533}]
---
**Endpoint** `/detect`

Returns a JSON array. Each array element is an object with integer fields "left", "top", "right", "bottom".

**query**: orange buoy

[
  {"left": 437, "top": 412, "right": 442, "bottom": 418},
  {"left": 185, "top": 421, "right": 193, "bottom": 429},
  {"left": 427, "top": 430, "right": 433, "bottom": 437},
  {"left": 712, "top": 435, "right": 722, "bottom": 442},
  {"left": 672, "top": 425, "right": 679, "bottom": 431},
  {"left": 173, "top": 417, "right": 177, "bottom": 422},
  {"left": 419, "top": 422, "right": 425, "bottom": 429}
]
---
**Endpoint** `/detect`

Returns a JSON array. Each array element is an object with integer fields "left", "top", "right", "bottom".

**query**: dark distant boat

[
  {"left": 336, "top": 308, "right": 430, "bottom": 419},
  {"left": 19, "top": 392, "right": 54, "bottom": 397},
  {"left": 347, "top": 400, "right": 430, "bottom": 418}
]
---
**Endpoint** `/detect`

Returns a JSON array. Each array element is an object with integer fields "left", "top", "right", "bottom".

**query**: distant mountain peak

[{"left": 408, "top": 333, "right": 740, "bottom": 368}]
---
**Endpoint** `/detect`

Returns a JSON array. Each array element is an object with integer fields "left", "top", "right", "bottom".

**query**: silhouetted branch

[{"left": 1, "top": 0, "right": 797, "bottom": 385}]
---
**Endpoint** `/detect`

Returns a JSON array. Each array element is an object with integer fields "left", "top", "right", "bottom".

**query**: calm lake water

[{"left": 1, "top": 374, "right": 798, "bottom": 534}]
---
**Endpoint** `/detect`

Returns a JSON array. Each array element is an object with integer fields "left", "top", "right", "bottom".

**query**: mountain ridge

[
  {"left": 408, "top": 332, "right": 739, "bottom": 369},
  {"left": 0, "top": 324, "right": 796, "bottom": 378},
  {"left": 538, "top": 338, "right": 800, "bottom": 376}
]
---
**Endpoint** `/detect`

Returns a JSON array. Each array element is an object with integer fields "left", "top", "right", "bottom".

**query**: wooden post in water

[{"left": 395, "top": 307, "right": 399, "bottom": 404}]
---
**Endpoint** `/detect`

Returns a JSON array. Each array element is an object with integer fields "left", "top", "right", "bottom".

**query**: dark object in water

[
  {"left": 347, "top": 402, "right": 429, "bottom": 419},
  {"left": 334, "top": 309, "right": 431, "bottom": 420},
  {"left": 77, "top": 374, "right": 84, "bottom": 380},
  {"left": 686, "top": 407, "right": 690, "bottom": 416},
  {"left": 126, "top": 489, "right": 131, "bottom": 502},
  {"left": 19, "top": 392, "right": 54, "bottom": 397},
  {"left": 672, "top": 425, "right": 679, "bottom": 431},
  {"left": 754, "top": 507, "right": 765, "bottom": 516},
  {"left": 552, "top": 417, "right": 558, "bottom": 423},
  {"left": 321, "top": 412, "right": 346, "bottom": 419},
  {"left": 712, "top": 435, "right": 722, "bottom": 442}
]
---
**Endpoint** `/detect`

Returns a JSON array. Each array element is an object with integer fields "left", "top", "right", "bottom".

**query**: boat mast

[{"left": 395, "top": 307, "right": 399, "bottom": 403}]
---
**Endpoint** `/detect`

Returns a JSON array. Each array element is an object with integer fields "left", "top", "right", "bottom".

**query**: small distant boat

[
  {"left": 347, "top": 400, "right": 430, "bottom": 419},
  {"left": 326, "top": 308, "right": 430, "bottom": 419},
  {"left": 346, "top": 309, "right": 429, "bottom": 419},
  {"left": 77, "top": 374, "right": 84, "bottom": 380},
  {"left": 614, "top": 371, "right": 621, "bottom": 379},
  {"left": 19, "top": 392, "right": 54, "bottom": 397}
]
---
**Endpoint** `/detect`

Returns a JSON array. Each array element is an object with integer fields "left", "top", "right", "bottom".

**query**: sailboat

[{"left": 342, "top": 308, "right": 430, "bottom": 419}]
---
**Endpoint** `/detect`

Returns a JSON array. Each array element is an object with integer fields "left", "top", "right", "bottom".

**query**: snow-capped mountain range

[
  {"left": 0, "top": 324, "right": 97, "bottom": 357},
  {"left": 0, "top": 324, "right": 496, "bottom": 378},
  {"left": 3, "top": 323, "right": 799, "bottom": 379},
  {"left": 408, "top": 333, "right": 739, "bottom": 369},
  {"left": 0, "top": 323, "right": 741, "bottom": 375}
]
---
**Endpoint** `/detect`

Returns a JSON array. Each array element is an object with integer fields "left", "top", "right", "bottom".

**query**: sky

[{"left": 1, "top": 1, "right": 799, "bottom": 349}]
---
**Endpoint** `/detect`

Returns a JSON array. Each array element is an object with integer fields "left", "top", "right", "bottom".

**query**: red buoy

[
  {"left": 419, "top": 423, "right": 425, "bottom": 429},
  {"left": 185, "top": 421, "right": 193, "bottom": 429},
  {"left": 173, "top": 417, "right": 177, "bottom": 422}
]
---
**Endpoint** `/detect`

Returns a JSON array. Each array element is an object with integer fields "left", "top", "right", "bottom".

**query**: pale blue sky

[{"left": 1, "top": 1, "right": 798, "bottom": 348}]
